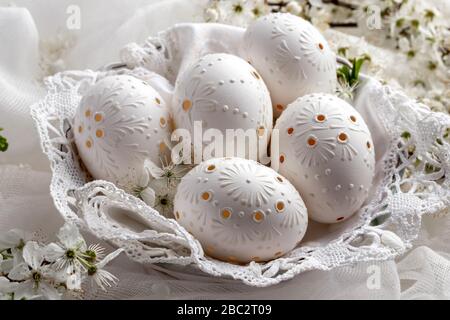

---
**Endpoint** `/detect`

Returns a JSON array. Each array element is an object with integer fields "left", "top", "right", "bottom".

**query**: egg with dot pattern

[
  {"left": 74, "top": 75, "right": 172, "bottom": 187},
  {"left": 243, "top": 13, "right": 337, "bottom": 118},
  {"left": 174, "top": 157, "right": 308, "bottom": 263},
  {"left": 172, "top": 53, "right": 273, "bottom": 158},
  {"left": 272, "top": 93, "right": 375, "bottom": 224}
]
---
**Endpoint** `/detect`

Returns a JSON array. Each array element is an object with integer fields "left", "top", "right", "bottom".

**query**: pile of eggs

[{"left": 73, "top": 13, "right": 375, "bottom": 264}]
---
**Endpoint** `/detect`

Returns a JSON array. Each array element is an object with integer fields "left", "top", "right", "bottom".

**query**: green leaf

[
  {"left": 0, "top": 128, "right": 8, "bottom": 152},
  {"left": 337, "top": 47, "right": 349, "bottom": 58},
  {"left": 401, "top": 131, "right": 411, "bottom": 139},
  {"left": 337, "top": 65, "right": 351, "bottom": 82},
  {"left": 337, "top": 54, "right": 370, "bottom": 88}
]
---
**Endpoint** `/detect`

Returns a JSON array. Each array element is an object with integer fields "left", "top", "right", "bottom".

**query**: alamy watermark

[
  {"left": 169, "top": 121, "right": 280, "bottom": 166},
  {"left": 66, "top": 5, "right": 81, "bottom": 30}
]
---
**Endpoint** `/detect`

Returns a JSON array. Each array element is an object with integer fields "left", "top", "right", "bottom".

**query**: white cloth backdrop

[{"left": 0, "top": 0, "right": 449, "bottom": 299}]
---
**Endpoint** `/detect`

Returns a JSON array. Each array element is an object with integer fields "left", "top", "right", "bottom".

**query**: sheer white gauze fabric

[
  {"left": 31, "top": 21, "right": 450, "bottom": 288},
  {"left": 1, "top": 1, "right": 450, "bottom": 299}
]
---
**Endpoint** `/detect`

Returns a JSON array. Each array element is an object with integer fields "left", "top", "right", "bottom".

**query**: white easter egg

[
  {"left": 172, "top": 53, "right": 273, "bottom": 158},
  {"left": 273, "top": 93, "right": 375, "bottom": 224},
  {"left": 174, "top": 157, "right": 308, "bottom": 263},
  {"left": 243, "top": 13, "right": 337, "bottom": 117},
  {"left": 74, "top": 75, "right": 172, "bottom": 187}
]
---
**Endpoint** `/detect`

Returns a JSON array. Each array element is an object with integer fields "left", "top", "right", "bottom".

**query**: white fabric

[{"left": 1, "top": 0, "right": 450, "bottom": 299}]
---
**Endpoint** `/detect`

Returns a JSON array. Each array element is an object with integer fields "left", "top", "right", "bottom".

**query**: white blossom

[
  {"left": 204, "top": 8, "right": 219, "bottom": 22},
  {"left": 217, "top": 0, "right": 254, "bottom": 27},
  {"left": 0, "top": 223, "right": 123, "bottom": 300},
  {"left": 88, "top": 249, "right": 123, "bottom": 291},
  {"left": 286, "top": 1, "right": 303, "bottom": 16},
  {"left": 43, "top": 223, "right": 87, "bottom": 290},
  {"left": 8, "top": 241, "right": 62, "bottom": 300}
]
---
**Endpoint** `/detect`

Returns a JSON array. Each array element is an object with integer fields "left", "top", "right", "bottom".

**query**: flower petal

[
  {"left": 38, "top": 282, "right": 62, "bottom": 300},
  {"left": 97, "top": 249, "right": 124, "bottom": 268},
  {"left": 66, "top": 273, "right": 82, "bottom": 291},
  {"left": 22, "top": 241, "right": 45, "bottom": 270},
  {"left": 144, "top": 159, "right": 164, "bottom": 179},
  {"left": 57, "top": 223, "right": 86, "bottom": 251},
  {"left": 140, "top": 187, "right": 156, "bottom": 206},
  {"left": 43, "top": 243, "right": 65, "bottom": 262},
  {"left": 0, "top": 229, "right": 30, "bottom": 251},
  {"left": 0, "top": 276, "right": 18, "bottom": 294},
  {"left": 8, "top": 262, "right": 31, "bottom": 281}
]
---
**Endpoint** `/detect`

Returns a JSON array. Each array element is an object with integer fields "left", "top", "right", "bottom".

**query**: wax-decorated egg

[
  {"left": 74, "top": 75, "right": 172, "bottom": 188},
  {"left": 243, "top": 13, "right": 337, "bottom": 117},
  {"left": 174, "top": 157, "right": 308, "bottom": 263},
  {"left": 272, "top": 93, "right": 375, "bottom": 224},
  {"left": 172, "top": 53, "right": 273, "bottom": 158}
]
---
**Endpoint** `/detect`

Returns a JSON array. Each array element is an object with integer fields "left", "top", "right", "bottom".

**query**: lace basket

[{"left": 31, "top": 23, "right": 450, "bottom": 287}]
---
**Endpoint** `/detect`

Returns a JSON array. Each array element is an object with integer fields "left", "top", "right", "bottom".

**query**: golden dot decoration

[
  {"left": 338, "top": 132, "right": 348, "bottom": 143},
  {"left": 279, "top": 154, "right": 286, "bottom": 164},
  {"left": 287, "top": 127, "right": 294, "bottom": 135},
  {"left": 78, "top": 125, "right": 83, "bottom": 133},
  {"left": 251, "top": 70, "right": 261, "bottom": 80},
  {"left": 251, "top": 256, "right": 261, "bottom": 262},
  {"left": 155, "top": 97, "right": 161, "bottom": 105},
  {"left": 94, "top": 113, "right": 103, "bottom": 122},
  {"left": 257, "top": 126, "right": 265, "bottom": 137},
  {"left": 318, "top": 43, "right": 324, "bottom": 50},
  {"left": 307, "top": 137, "right": 317, "bottom": 147},
  {"left": 85, "top": 139, "right": 92, "bottom": 148},
  {"left": 159, "top": 142, "right": 166, "bottom": 152},
  {"left": 276, "top": 201, "right": 285, "bottom": 212},
  {"left": 95, "top": 129, "right": 104, "bottom": 138},
  {"left": 160, "top": 117, "right": 167, "bottom": 128},
  {"left": 201, "top": 191, "right": 211, "bottom": 201},
  {"left": 228, "top": 256, "right": 239, "bottom": 263},
  {"left": 315, "top": 114, "right": 326, "bottom": 122},
  {"left": 85, "top": 109, "right": 91, "bottom": 118},
  {"left": 253, "top": 211, "right": 265, "bottom": 223},
  {"left": 276, "top": 104, "right": 284, "bottom": 111},
  {"left": 206, "top": 164, "right": 216, "bottom": 172},
  {"left": 182, "top": 99, "right": 192, "bottom": 111},
  {"left": 221, "top": 209, "right": 232, "bottom": 219},
  {"left": 350, "top": 115, "right": 357, "bottom": 123},
  {"left": 175, "top": 211, "right": 181, "bottom": 220},
  {"left": 367, "top": 141, "right": 371, "bottom": 149}
]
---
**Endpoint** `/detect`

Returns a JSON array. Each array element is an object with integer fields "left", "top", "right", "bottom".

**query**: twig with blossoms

[
  {"left": 0, "top": 223, "right": 122, "bottom": 300},
  {"left": 203, "top": 0, "right": 450, "bottom": 114}
]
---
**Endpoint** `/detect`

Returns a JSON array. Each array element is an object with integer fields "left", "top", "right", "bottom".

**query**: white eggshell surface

[
  {"left": 174, "top": 157, "right": 308, "bottom": 264},
  {"left": 273, "top": 94, "right": 375, "bottom": 224},
  {"left": 172, "top": 53, "right": 273, "bottom": 156},
  {"left": 74, "top": 75, "right": 172, "bottom": 187},
  {"left": 243, "top": 13, "right": 337, "bottom": 117}
]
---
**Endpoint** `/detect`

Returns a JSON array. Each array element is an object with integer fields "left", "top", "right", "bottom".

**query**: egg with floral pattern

[
  {"left": 174, "top": 157, "right": 308, "bottom": 263},
  {"left": 172, "top": 53, "right": 273, "bottom": 159},
  {"left": 272, "top": 93, "right": 375, "bottom": 224},
  {"left": 74, "top": 75, "right": 172, "bottom": 188},
  {"left": 243, "top": 13, "right": 337, "bottom": 117}
]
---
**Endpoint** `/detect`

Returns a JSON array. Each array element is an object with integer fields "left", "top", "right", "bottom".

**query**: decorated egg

[
  {"left": 174, "top": 157, "right": 308, "bottom": 263},
  {"left": 172, "top": 53, "right": 273, "bottom": 159},
  {"left": 272, "top": 94, "right": 375, "bottom": 224},
  {"left": 74, "top": 75, "right": 172, "bottom": 188},
  {"left": 243, "top": 13, "right": 337, "bottom": 117}
]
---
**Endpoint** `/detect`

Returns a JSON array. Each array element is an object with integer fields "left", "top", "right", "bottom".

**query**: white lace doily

[{"left": 31, "top": 23, "right": 450, "bottom": 287}]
